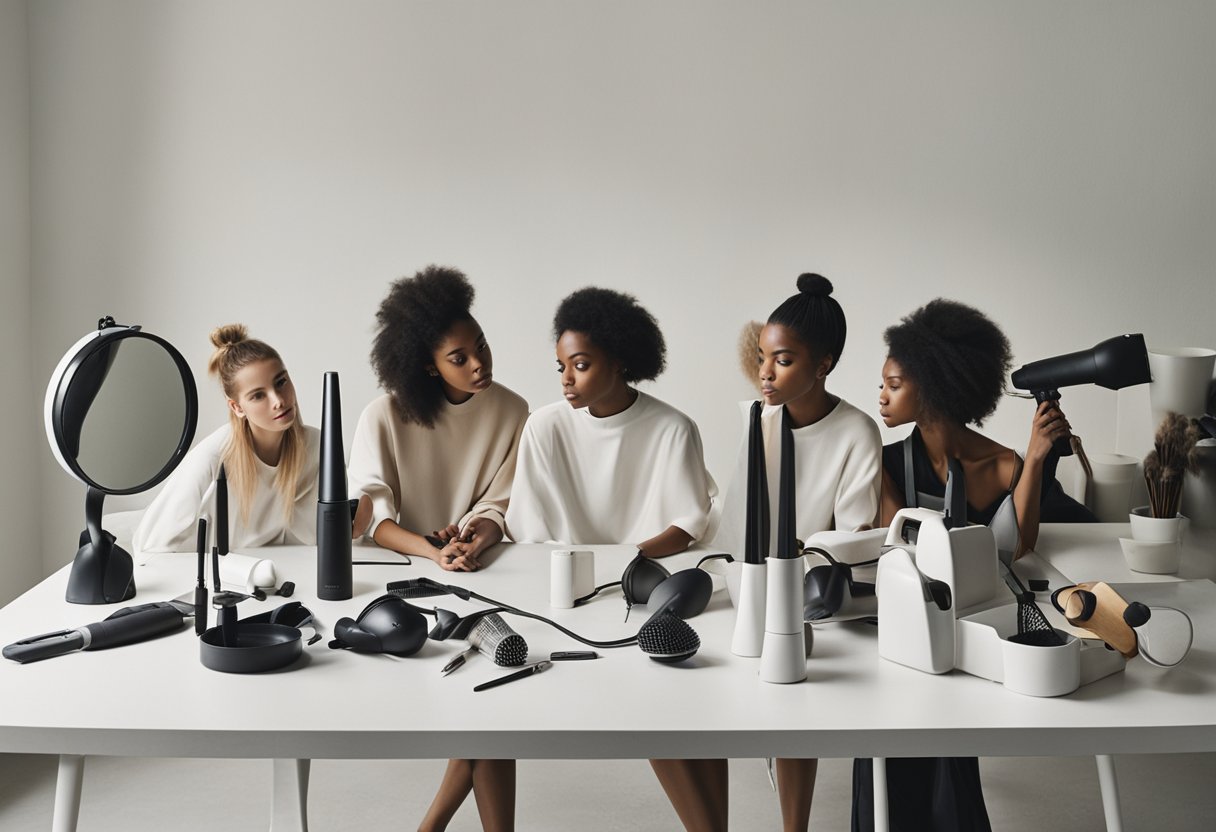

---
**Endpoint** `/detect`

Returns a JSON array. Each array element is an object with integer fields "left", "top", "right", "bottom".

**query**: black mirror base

[{"left": 65, "top": 536, "right": 136, "bottom": 605}]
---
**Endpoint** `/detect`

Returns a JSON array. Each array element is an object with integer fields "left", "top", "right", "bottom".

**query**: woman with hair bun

[
  {"left": 854, "top": 297, "right": 1093, "bottom": 832},
  {"left": 659, "top": 274, "right": 881, "bottom": 832},
  {"left": 504, "top": 286, "right": 715, "bottom": 554},
  {"left": 134, "top": 324, "right": 360, "bottom": 553}
]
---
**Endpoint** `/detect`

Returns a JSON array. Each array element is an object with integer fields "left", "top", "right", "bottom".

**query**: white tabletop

[{"left": 1, "top": 528, "right": 1214, "bottom": 762}]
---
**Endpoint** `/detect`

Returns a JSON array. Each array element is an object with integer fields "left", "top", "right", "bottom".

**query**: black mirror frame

[
  {"left": 47, "top": 320, "right": 199, "bottom": 604},
  {"left": 49, "top": 325, "right": 199, "bottom": 496}
]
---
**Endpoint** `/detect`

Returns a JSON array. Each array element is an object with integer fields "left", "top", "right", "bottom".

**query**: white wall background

[
  {"left": 0, "top": 0, "right": 38, "bottom": 605},
  {"left": 16, "top": 1, "right": 1216, "bottom": 584}
]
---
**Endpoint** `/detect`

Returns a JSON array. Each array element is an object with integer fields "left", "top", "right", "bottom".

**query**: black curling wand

[
  {"left": 216, "top": 464, "right": 229, "bottom": 556},
  {"left": 744, "top": 400, "right": 770, "bottom": 565},
  {"left": 194, "top": 518, "right": 208, "bottom": 635},
  {"left": 317, "top": 371, "right": 353, "bottom": 600},
  {"left": 775, "top": 405, "right": 797, "bottom": 558}
]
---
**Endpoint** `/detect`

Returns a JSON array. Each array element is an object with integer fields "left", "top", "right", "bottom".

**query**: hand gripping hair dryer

[
  {"left": 317, "top": 372, "right": 352, "bottom": 600},
  {"left": 1011, "top": 334, "right": 1151, "bottom": 456}
]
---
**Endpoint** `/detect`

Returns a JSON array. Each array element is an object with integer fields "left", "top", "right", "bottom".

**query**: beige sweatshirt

[{"left": 348, "top": 383, "right": 529, "bottom": 538}]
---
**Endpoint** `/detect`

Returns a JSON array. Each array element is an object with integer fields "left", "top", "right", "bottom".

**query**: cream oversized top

[
  {"left": 505, "top": 392, "right": 717, "bottom": 544},
  {"left": 348, "top": 383, "right": 529, "bottom": 537}
]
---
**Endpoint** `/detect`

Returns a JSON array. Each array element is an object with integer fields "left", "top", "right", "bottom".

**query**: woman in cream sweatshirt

[{"left": 347, "top": 265, "right": 528, "bottom": 832}]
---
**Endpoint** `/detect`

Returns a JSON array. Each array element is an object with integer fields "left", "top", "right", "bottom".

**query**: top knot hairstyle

[
  {"left": 766, "top": 273, "right": 847, "bottom": 374},
  {"left": 208, "top": 324, "right": 283, "bottom": 390},
  {"left": 884, "top": 298, "right": 1012, "bottom": 427},
  {"left": 206, "top": 324, "right": 304, "bottom": 524},
  {"left": 553, "top": 287, "right": 667, "bottom": 383},
  {"left": 371, "top": 265, "right": 477, "bottom": 428}
]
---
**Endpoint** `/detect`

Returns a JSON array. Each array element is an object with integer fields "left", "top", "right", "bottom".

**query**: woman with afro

[
  {"left": 504, "top": 286, "right": 716, "bottom": 553},
  {"left": 854, "top": 297, "right": 1093, "bottom": 832},
  {"left": 347, "top": 265, "right": 528, "bottom": 832},
  {"left": 349, "top": 265, "right": 529, "bottom": 571}
]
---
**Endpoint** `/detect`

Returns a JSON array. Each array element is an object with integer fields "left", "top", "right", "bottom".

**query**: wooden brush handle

[{"left": 1055, "top": 582, "right": 1138, "bottom": 659}]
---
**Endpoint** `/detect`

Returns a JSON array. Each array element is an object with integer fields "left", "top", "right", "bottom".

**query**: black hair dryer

[{"left": 1011, "top": 334, "right": 1151, "bottom": 457}]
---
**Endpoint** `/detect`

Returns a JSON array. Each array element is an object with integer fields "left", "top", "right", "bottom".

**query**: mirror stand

[{"left": 65, "top": 485, "right": 135, "bottom": 605}]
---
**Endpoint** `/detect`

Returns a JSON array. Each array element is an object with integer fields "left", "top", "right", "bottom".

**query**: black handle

[
  {"left": 3, "top": 630, "right": 86, "bottom": 663},
  {"left": 85, "top": 605, "right": 185, "bottom": 650}
]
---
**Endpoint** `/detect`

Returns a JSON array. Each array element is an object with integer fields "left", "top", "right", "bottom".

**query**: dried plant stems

[{"left": 1144, "top": 413, "right": 1201, "bottom": 518}]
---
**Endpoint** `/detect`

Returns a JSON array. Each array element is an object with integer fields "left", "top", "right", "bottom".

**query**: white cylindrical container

[
  {"left": 730, "top": 561, "right": 767, "bottom": 657},
  {"left": 550, "top": 549, "right": 594, "bottom": 609},
  {"left": 1085, "top": 453, "right": 1140, "bottom": 522},
  {"left": 1001, "top": 631, "right": 1080, "bottom": 697},
  {"left": 759, "top": 557, "right": 807, "bottom": 684},
  {"left": 1148, "top": 347, "right": 1216, "bottom": 424}
]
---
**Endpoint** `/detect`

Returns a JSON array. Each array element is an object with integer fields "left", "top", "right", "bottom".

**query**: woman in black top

[{"left": 854, "top": 298, "right": 1093, "bottom": 832}]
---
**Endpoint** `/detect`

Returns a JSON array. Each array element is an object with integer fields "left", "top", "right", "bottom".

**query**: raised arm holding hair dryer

[
  {"left": 1010, "top": 333, "right": 1152, "bottom": 457},
  {"left": 877, "top": 299, "right": 1095, "bottom": 562}
]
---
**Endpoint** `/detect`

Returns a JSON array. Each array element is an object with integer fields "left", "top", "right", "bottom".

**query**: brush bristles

[
  {"left": 638, "top": 614, "right": 700, "bottom": 663},
  {"left": 491, "top": 634, "right": 529, "bottom": 667}
]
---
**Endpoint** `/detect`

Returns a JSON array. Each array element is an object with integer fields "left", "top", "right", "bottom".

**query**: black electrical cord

[{"left": 387, "top": 578, "right": 639, "bottom": 648}]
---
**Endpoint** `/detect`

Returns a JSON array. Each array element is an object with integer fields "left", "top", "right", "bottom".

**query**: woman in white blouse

[
  {"left": 134, "top": 324, "right": 371, "bottom": 554},
  {"left": 505, "top": 286, "right": 716, "bottom": 555}
]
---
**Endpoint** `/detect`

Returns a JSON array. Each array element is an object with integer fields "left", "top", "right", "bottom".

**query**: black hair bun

[{"left": 797, "top": 273, "right": 833, "bottom": 297}]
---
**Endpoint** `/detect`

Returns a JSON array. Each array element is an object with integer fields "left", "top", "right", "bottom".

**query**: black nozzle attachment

[{"left": 1011, "top": 334, "right": 1151, "bottom": 396}]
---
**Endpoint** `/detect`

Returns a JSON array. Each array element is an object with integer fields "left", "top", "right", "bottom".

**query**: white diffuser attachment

[
  {"left": 759, "top": 556, "right": 807, "bottom": 683},
  {"left": 731, "top": 561, "right": 767, "bottom": 657}
]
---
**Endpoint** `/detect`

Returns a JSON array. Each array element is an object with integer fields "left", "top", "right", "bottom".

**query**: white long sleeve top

[
  {"left": 504, "top": 392, "right": 717, "bottom": 545},
  {"left": 133, "top": 424, "right": 321, "bottom": 555},
  {"left": 347, "top": 383, "right": 529, "bottom": 537},
  {"left": 714, "top": 398, "right": 881, "bottom": 556}
]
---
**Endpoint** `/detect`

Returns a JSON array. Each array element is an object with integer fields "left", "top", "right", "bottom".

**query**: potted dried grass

[{"left": 1142, "top": 413, "right": 1201, "bottom": 519}]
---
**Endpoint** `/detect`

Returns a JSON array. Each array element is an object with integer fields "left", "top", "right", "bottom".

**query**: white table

[{"left": 1, "top": 528, "right": 1214, "bottom": 831}]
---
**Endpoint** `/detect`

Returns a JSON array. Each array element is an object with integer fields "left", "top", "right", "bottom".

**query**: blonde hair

[{"left": 208, "top": 324, "right": 305, "bottom": 525}]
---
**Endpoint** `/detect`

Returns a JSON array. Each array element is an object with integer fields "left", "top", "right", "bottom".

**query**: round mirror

[{"left": 45, "top": 318, "right": 198, "bottom": 604}]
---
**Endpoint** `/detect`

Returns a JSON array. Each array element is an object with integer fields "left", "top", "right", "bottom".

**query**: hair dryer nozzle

[{"left": 1011, "top": 334, "right": 1150, "bottom": 396}]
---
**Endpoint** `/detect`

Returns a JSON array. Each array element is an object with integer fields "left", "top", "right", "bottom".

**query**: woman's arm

[
  {"left": 1012, "top": 400, "right": 1071, "bottom": 557},
  {"left": 372, "top": 519, "right": 479, "bottom": 571},
  {"left": 638, "top": 525, "right": 694, "bottom": 558},
  {"left": 879, "top": 468, "right": 906, "bottom": 527},
  {"left": 133, "top": 432, "right": 221, "bottom": 555}
]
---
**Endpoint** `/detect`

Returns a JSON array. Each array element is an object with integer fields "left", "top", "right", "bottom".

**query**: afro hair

[
  {"left": 553, "top": 287, "right": 666, "bottom": 383},
  {"left": 767, "top": 273, "right": 847, "bottom": 374},
  {"left": 371, "top": 265, "right": 476, "bottom": 428},
  {"left": 884, "top": 298, "right": 1012, "bottom": 427}
]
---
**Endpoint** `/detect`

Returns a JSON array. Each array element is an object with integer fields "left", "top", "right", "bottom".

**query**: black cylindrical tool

[{"left": 317, "top": 372, "right": 353, "bottom": 600}]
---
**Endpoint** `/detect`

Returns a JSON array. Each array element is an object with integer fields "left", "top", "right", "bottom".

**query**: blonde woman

[{"left": 135, "top": 324, "right": 369, "bottom": 554}]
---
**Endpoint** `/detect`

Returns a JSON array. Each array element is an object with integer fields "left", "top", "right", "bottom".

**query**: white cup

[
  {"left": 550, "top": 549, "right": 595, "bottom": 608},
  {"left": 1084, "top": 453, "right": 1139, "bottom": 522},
  {"left": 1148, "top": 348, "right": 1216, "bottom": 423}
]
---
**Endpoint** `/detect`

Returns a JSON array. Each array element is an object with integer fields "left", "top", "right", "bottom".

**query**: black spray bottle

[{"left": 317, "top": 372, "right": 353, "bottom": 600}]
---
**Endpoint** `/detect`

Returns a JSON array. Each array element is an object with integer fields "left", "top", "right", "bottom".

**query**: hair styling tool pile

[{"left": 387, "top": 577, "right": 701, "bottom": 662}]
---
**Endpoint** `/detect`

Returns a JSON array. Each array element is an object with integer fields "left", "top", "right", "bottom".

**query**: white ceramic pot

[
  {"left": 1148, "top": 347, "right": 1216, "bottom": 423},
  {"left": 1129, "top": 505, "right": 1184, "bottom": 542}
]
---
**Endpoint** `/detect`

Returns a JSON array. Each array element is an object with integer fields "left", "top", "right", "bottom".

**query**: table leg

[
  {"left": 270, "top": 758, "right": 310, "bottom": 832},
  {"left": 52, "top": 754, "right": 84, "bottom": 832},
  {"left": 872, "top": 757, "right": 889, "bottom": 832},
  {"left": 1095, "top": 755, "right": 1124, "bottom": 832}
]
